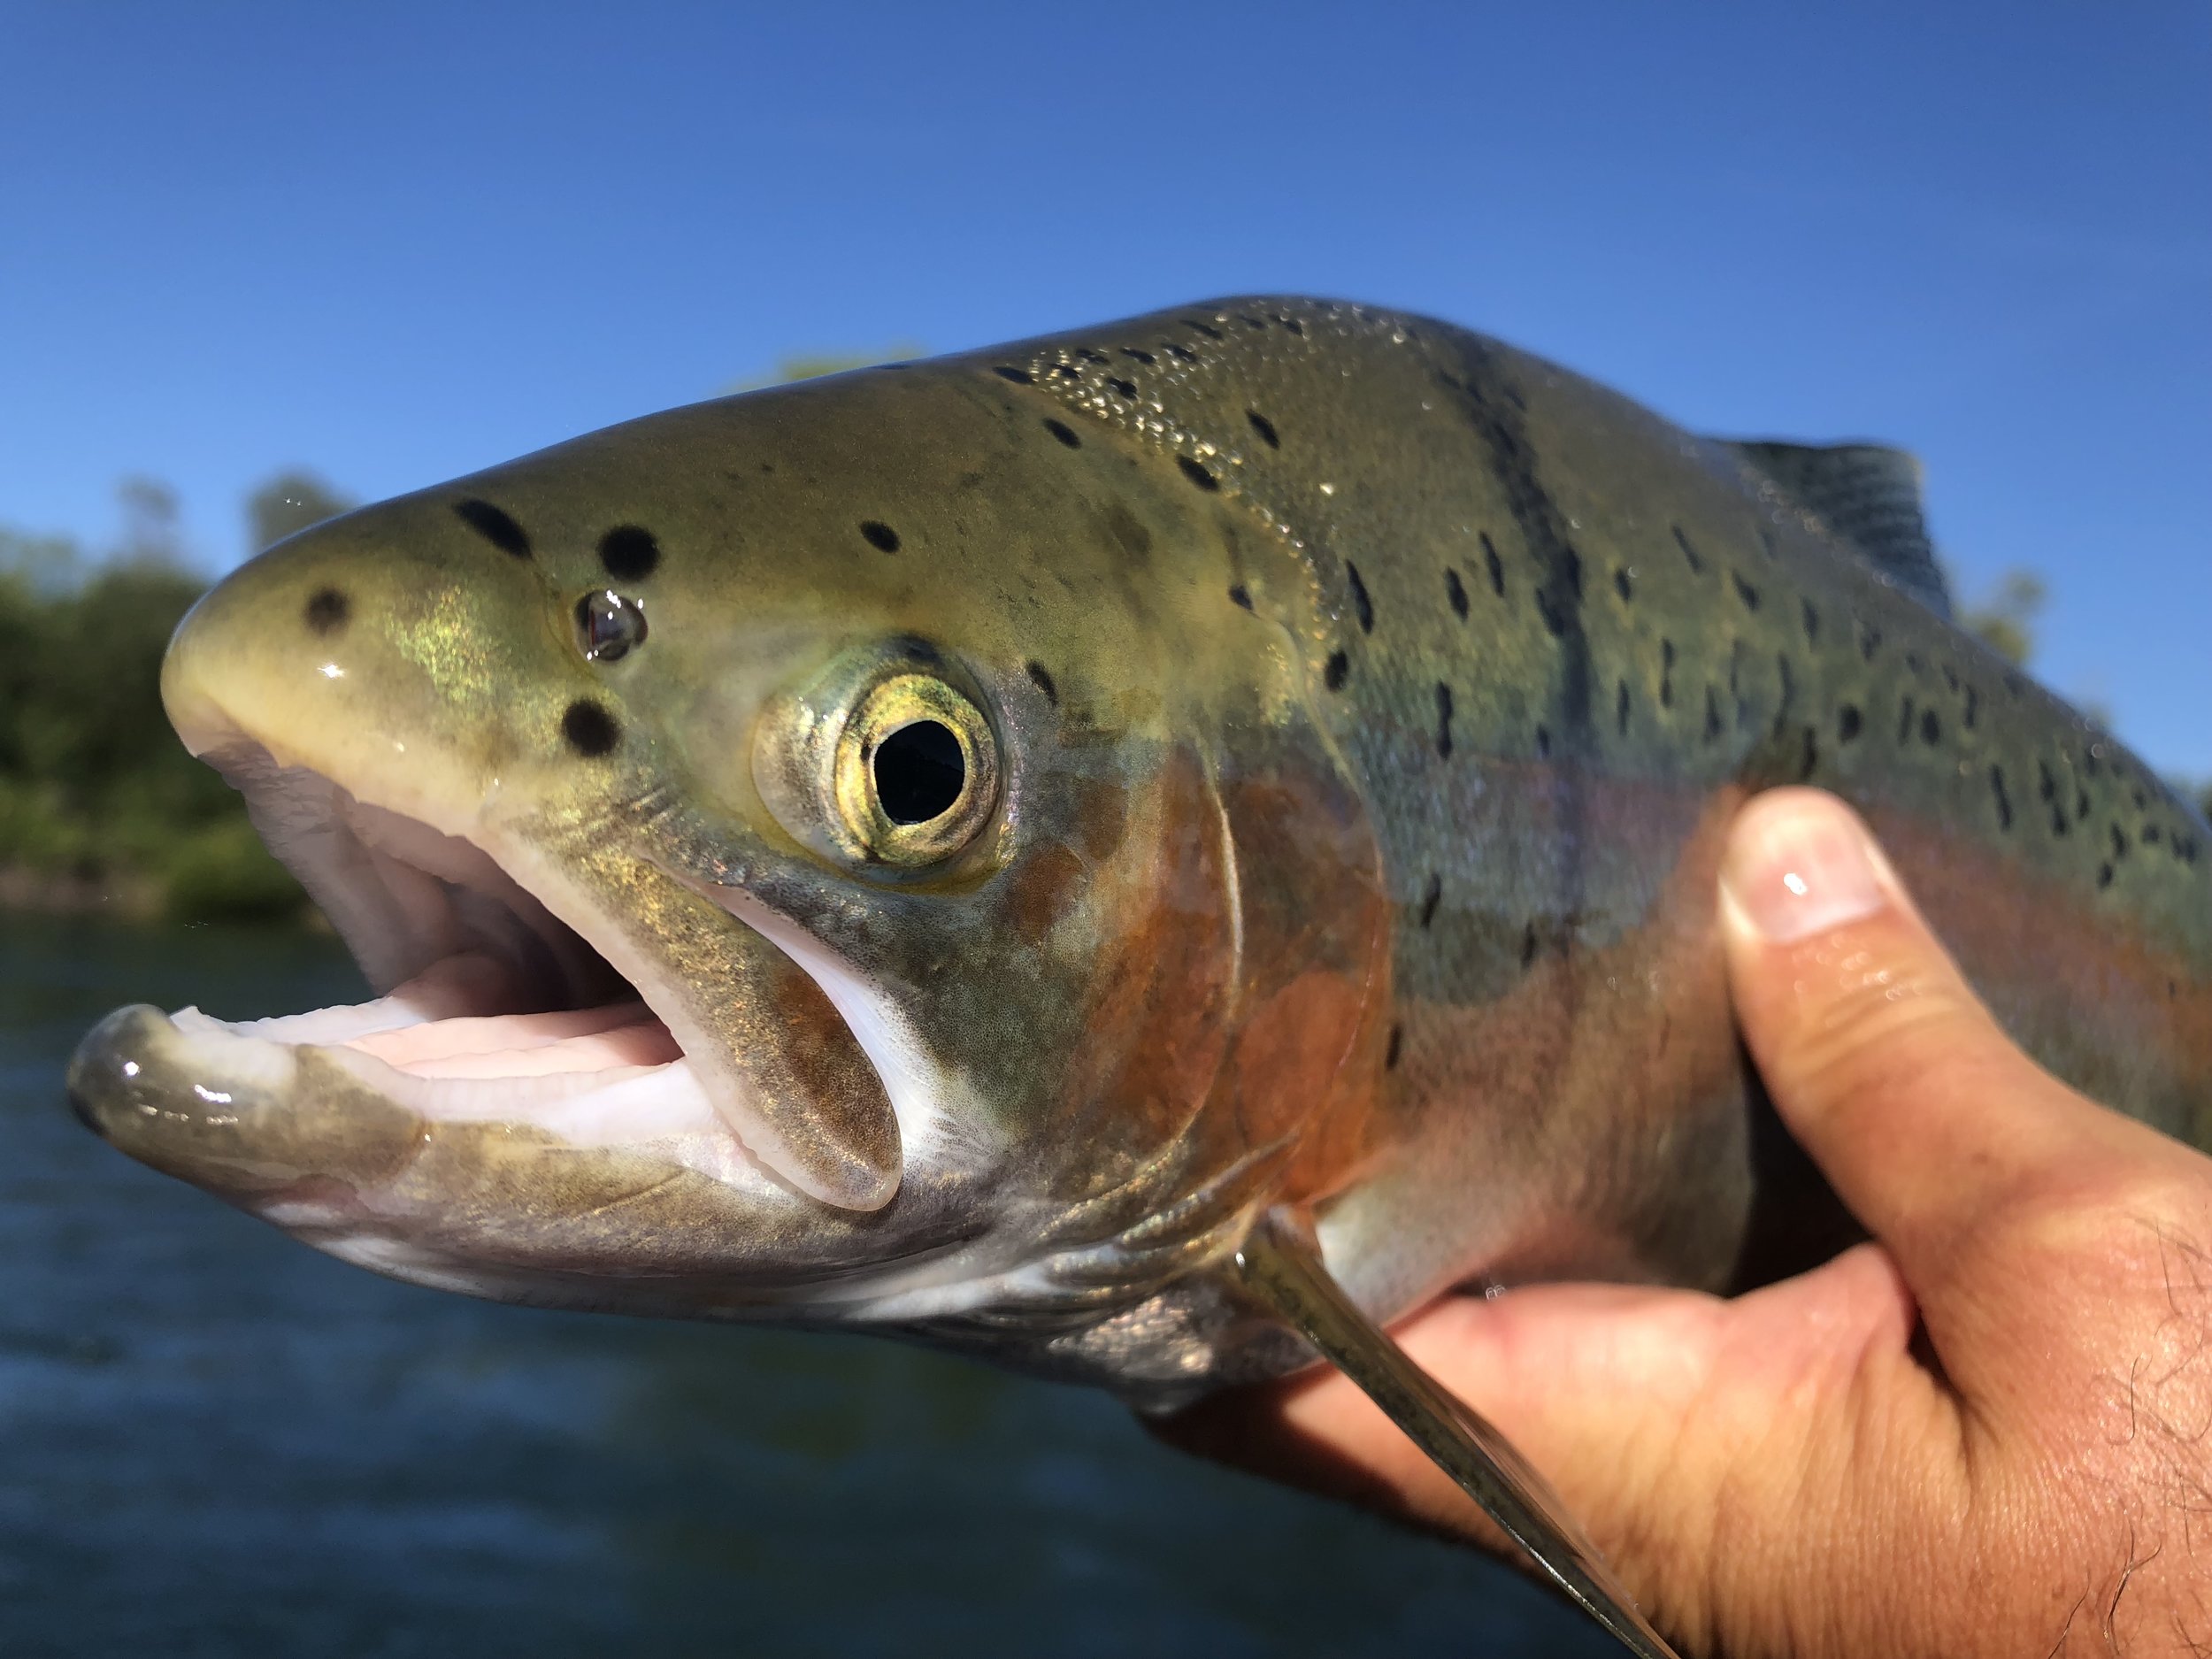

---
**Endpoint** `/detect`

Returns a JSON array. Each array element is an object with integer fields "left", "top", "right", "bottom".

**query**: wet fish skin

[{"left": 68, "top": 297, "right": 2212, "bottom": 1409}]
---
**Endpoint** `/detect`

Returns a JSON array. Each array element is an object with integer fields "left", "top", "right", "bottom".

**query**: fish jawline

[{"left": 167, "top": 735, "right": 844, "bottom": 1193}]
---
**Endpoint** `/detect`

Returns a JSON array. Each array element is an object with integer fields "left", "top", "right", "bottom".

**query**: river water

[{"left": 0, "top": 914, "right": 1609, "bottom": 1657}]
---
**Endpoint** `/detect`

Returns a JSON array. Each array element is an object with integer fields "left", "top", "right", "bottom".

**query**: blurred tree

[
  {"left": 115, "top": 473, "right": 185, "bottom": 566},
  {"left": 1959, "top": 568, "right": 2047, "bottom": 668},
  {"left": 729, "top": 345, "right": 924, "bottom": 392},
  {"left": 248, "top": 469, "right": 355, "bottom": 551},
  {"left": 0, "top": 473, "right": 313, "bottom": 921}
]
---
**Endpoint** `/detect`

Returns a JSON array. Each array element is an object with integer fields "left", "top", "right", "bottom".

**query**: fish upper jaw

[{"left": 148, "top": 514, "right": 949, "bottom": 1214}]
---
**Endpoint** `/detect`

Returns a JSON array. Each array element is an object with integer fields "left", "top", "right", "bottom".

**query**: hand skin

[{"left": 1164, "top": 787, "right": 2212, "bottom": 1656}]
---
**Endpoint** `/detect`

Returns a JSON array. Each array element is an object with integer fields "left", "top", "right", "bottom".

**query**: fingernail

[{"left": 1721, "top": 792, "right": 1889, "bottom": 944}]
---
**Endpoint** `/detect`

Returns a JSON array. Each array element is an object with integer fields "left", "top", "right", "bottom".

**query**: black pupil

[
  {"left": 578, "top": 591, "right": 645, "bottom": 661},
  {"left": 872, "top": 720, "right": 966, "bottom": 825}
]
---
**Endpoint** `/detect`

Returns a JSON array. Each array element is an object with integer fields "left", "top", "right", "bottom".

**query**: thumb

[{"left": 1717, "top": 787, "right": 2122, "bottom": 1332}]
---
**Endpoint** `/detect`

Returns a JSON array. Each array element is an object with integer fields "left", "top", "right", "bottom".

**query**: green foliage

[
  {"left": 0, "top": 472, "right": 357, "bottom": 923},
  {"left": 729, "top": 345, "right": 926, "bottom": 392},
  {"left": 248, "top": 470, "right": 355, "bottom": 551},
  {"left": 1960, "top": 568, "right": 2047, "bottom": 668}
]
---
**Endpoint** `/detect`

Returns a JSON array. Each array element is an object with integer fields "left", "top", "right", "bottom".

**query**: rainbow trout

[{"left": 69, "top": 299, "right": 2212, "bottom": 1654}]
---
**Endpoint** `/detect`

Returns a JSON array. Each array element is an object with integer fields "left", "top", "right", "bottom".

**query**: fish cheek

[
  {"left": 1205, "top": 758, "right": 1393, "bottom": 1201},
  {"left": 1044, "top": 748, "right": 1240, "bottom": 1201}
]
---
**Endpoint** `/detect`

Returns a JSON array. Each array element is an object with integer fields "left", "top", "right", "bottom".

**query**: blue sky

[{"left": 4, "top": 3, "right": 2208, "bottom": 769}]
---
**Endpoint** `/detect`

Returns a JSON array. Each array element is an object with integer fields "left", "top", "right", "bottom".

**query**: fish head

[{"left": 70, "top": 361, "right": 1391, "bottom": 1343}]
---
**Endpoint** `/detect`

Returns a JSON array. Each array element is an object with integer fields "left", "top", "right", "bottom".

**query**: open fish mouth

[{"left": 69, "top": 739, "right": 800, "bottom": 1203}]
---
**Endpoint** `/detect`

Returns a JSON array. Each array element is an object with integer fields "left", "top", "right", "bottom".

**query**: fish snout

[
  {"left": 65, "top": 1005, "right": 426, "bottom": 1203},
  {"left": 161, "top": 504, "right": 560, "bottom": 826}
]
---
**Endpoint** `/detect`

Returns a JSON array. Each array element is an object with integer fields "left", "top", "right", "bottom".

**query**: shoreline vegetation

[
  {"left": 1, "top": 355, "right": 910, "bottom": 926},
  {"left": 1, "top": 472, "right": 351, "bottom": 926},
  {"left": 6, "top": 421, "right": 2200, "bottom": 930}
]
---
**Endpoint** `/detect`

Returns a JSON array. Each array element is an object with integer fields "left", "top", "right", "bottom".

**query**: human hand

[{"left": 1167, "top": 787, "right": 2212, "bottom": 1655}]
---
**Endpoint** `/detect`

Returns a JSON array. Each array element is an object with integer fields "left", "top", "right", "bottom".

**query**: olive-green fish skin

[{"left": 70, "top": 296, "right": 2212, "bottom": 1406}]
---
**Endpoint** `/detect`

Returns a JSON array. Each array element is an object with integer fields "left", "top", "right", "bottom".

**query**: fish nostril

[{"left": 303, "top": 588, "right": 350, "bottom": 636}]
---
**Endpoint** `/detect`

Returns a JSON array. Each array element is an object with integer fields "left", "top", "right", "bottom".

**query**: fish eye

[
  {"left": 833, "top": 673, "right": 997, "bottom": 866},
  {"left": 575, "top": 590, "right": 647, "bottom": 662}
]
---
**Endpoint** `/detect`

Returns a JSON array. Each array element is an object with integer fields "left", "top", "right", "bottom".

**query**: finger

[
  {"left": 1717, "top": 787, "right": 2139, "bottom": 1307},
  {"left": 1158, "top": 1245, "right": 1922, "bottom": 1612}
]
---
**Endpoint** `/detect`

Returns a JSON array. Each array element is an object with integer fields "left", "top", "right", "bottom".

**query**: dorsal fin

[{"left": 1722, "top": 440, "right": 1952, "bottom": 619}]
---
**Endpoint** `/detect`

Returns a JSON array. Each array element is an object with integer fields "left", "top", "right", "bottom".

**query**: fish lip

[{"left": 84, "top": 708, "right": 785, "bottom": 1186}]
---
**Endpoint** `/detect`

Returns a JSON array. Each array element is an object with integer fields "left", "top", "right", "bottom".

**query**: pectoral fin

[{"left": 1233, "top": 1214, "right": 1680, "bottom": 1659}]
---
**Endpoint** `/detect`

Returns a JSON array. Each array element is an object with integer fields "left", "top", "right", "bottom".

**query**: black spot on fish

[
  {"left": 1247, "top": 411, "right": 1280, "bottom": 449},
  {"left": 1102, "top": 503, "right": 1152, "bottom": 562},
  {"left": 860, "top": 520, "right": 901, "bottom": 553},
  {"left": 1838, "top": 703, "right": 1862, "bottom": 743},
  {"left": 598, "top": 525, "right": 660, "bottom": 581},
  {"left": 1385, "top": 1025, "right": 1402, "bottom": 1071},
  {"left": 2098, "top": 863, "right": 2115, "bottom": 889},
  {"left": 1347, "top": 563, "right": 1374, "bottom": 634},
  {"left": 1183, "top": 318, "right": 1225, "bottom": 341},
  {"left": 1536, "top": 725, "right": 1552, "bottom": 758},
  {"left": 1671, "top": 524, "right": 1705, "bottom": 575},
  {"left": 992, "top": 365, "right": 1033, "bottom": 383},
  {"left": 1616, "top": 679, "right": 1631, "bottom": 735},
  {"left": 1859, "top": 624, "right": 1881, "bottom": 663},
  {"left": 1519, "top": 923, "right": 1539, "bottom": 968},
  {"left": 1324, "top": 650, "right": 1349, "bottom": 692},
  {"left": 1905, "top": 651, "right": 1924, "bottom": 677},
  {"left": 1025, "top": 661, "right": 1058, "bottom": 705},
  {"left": 2076, "top": 787, "right": 2090, "bottom": 823},
  {"left": 1448, "top": 344, "right": 1594, "bottom": 763},
  {"left": 2112, "top": 825, "right": 2130, "bottom": 859},
  {"left": 1435, "top": 682, "right": 1455, "bottom": 759},
  {"left": 1078, "top": 348, "right": 1110, "bottom": 365},
  {"left": 2134, "top": 787, "right": 2150, "bottom": 811},
  {"left": 1897, "top": 696, "right": 1916, "bottom": 744},
  {"left": 1419, "top": 872, "right": 1441, "bottom": 929},
  {"left": 303, "top": 587, "right": 349, "bottom": 636},
  {"left": 1991, "top": 765, "right": 2013, "bottom": 830},
  {"left": 1774, "top": 654, "right": 1796, "bottom": 735},
  {"left": 1164, "top": 342, "right": 1197, "bottom": 363},
  {"left": 1660, "top": 639, "right": 1675, "bottom": 708},
  {"left": 1121, "top": 348, "right": 1156, "bottom": 365},
  {"left": 1274, "top": 313, "right": 1305, "bottom": 336},
  {"left": 562, "top": 699, "right": 619, "bottom": 757},
  {"left": 1797, "top": 726, "right": 1819, "bottom": 780},
  {"left": 1482, "top": 533, "right": 1505, "bottom": 598},
  {"left": 1445, "top": 567, "right": 1469, "bottom": 619},
  {"left": 1043, "top": 419, "right": 1081, "bottom": 449},
  {"left": 453, "top": 498, "right": 531, "bottom": 559},
  {"left": 1228, "top": 584, "right": 1254, "bottom": 611},
  {"left": 1177, "top": 456, "right": 1219, "bottom": 493},
  {"left": 2038, "top": 762, "right": 2058, "bottom": 803},
  {"left": 1614, "top": 566, "right": 1633, "bottom": 603},
  {"left": 1106, "top": 376, "right": 1137, "bottom": 398},
  {"left": 1963, "top": 686, "right": 1979, "bottom": 729},
  {"left": 2146, "top": 824, "right": 2163, "bottom": 846},
  {"left": 1801, "top": 600, "right": 1819, "bottom": 644},
  {"left": 1703, "top": 687, "right": 1723, "bottom": 744},
  {"left": 1920, "top": 709, "right": 1941, "bottom": 746},
  {"left": 1732, "top": 571, "right": 1762, "bottom": 611},
  {"left": 1048, "top": 364, "right": 1080, "bottom": 381}
]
